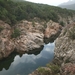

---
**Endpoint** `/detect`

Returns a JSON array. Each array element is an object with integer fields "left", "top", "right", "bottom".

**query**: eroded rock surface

[
  {"left": 29, "top": 22, "right": 75, "bottom": 75},
  {"left": 0, "top": 20, "right": 61, "bottom": 59},
  {"left": 54, "top": 22, "right": 75, "bottom": 75},
  {"left": 0, "top": 20, "right": 14, "bottom": 60},
  {"left": 44, "top": 20, "right": 62, "bottom": 43},
  {"left": 14, "top": 20, "right": 44, "bottom": 53},
  {"left": 15, "top": 32, "right": 44, "bottom": 53},
  {"left": 54, "top": 22, "right": 75, "bottom": 64}
]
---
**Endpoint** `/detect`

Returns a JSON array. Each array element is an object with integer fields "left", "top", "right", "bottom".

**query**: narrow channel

[{"left": 0, "top": 43, "right": 54, "bottom": 75}]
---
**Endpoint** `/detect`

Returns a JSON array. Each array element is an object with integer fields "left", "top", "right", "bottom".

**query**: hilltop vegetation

[{"left": 0, "top": 0, "right": 75, "bottom": 25}]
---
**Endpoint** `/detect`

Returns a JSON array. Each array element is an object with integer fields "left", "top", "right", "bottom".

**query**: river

[{"left": 0, "top": 43, "right": 54, "bottom": 75}]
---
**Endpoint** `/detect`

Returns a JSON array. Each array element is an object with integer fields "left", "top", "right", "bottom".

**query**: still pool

[{"left": 0, "top": 43, "right": 54, "bottom": 75}]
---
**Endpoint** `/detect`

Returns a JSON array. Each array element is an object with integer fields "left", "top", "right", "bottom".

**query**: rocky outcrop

[
  {"left": 0, "top": 20, "right": 62, "bottom": 60},
  {"left": 14, "top": 20, "right": 44, "bottom": 54},
  {"left": 15, "top": 32, "right": 44, "bottom": 53},
  {"left": 0, "top": 20, "right": 14, "bottom": 60},
  {"left": 54, "top": 22, "right": 75, "bottom": 64},
  {"left": 0, "top": 20, "right": 45, "bottom": 59},
  {"left": 58, "top": 15, "right": 75, "bottom": 25},
  {"left": 29, "top": 22, "right": 75, "bottom": 75},
  {"left": 44, "top": 20, "right": 62, "bottom": 43},
  {"left": 53, "top": 22, "right": 75, "bottom": 75}
]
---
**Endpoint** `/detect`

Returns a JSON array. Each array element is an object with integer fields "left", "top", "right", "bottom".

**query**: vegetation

[
  {"left": 59, "top": 21, "right": 65, "bottom": 26},
  {"left": 32, "top": 20, "right": 35, "bottom": 27},
  {"left": 11, "top": 28, "right": 20, "bottom": 38},
  {"left": 37, "top": 63, "right": 60, "bottom": 75},
  {"left": 38, "top": 67, "right": 51, "bottom": 75},
  {"left": 0, "top": 26, "right": 4, "bottom": 32},
  {"left": 46, "top": 63, "right": 60, "bottom": 73},
  {"left": 0, "top": 0, "right": 75, "bottom": 26},
  {"left": 68, "top": 26, "right": 75, "bottom": 40}
]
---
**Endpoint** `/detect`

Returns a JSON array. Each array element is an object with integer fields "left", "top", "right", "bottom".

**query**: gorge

[{"left": 0, "top": 0, "right": 75, "bottom": 75}]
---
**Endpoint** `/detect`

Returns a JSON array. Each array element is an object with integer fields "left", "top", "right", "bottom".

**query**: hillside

[
  {"left": 0, "top": 0, "right": 75, "bottom": 75},
  {"left": 59, "top": 0, "right": 75, "bottom": 10},
  {"left": 0, "top": 0, "right": 75, "bottom": 25}
]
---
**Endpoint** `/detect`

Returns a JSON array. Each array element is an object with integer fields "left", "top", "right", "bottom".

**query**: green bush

[
  {"left": 38, "top": 67, "right": 51, "bottom": 75},
  {"left": 32, "top": 20, "right": 35, "bottom": 27},
  {"left": 0, "top": 26, "right": 4, "bottom": 32},
  {"left": 11, "top": 28, "right": 20, "bottom": 38},
  {"left": 59, "top": 21, "right": 65, "bottom": 26},
  {"left": 68, "top": 26, "right": 75, "bottom": 40},
  {"left": 46, "top": 63, "right": 60, "bottom": 73}
]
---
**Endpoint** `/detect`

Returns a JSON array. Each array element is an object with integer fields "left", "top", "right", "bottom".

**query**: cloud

[{"left": 26, "top": 0, "right": 69, "bottom": 6}]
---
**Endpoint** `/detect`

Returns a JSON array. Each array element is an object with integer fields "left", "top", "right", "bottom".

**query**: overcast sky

[{"left": 26, "top": 0, "right": 69, "bottom": 6}]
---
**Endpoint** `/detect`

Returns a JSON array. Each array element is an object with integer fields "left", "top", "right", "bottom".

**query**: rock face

[
  {"left": 54, "top": 22, "right": 75, "bottom": 75},
  {"left": 14, "top": 20, "right": 44, "bottom": 53},
  {"left": 0, "top": 20, "right": 62, "bottom": 60},
  {"left": 0, "top": 20, "right": 45, "bottom": 59},
  {"left": 44, "top": 20, "right": 62, "bottom": 43},
  {"left": 15, "top": 32, "right": 44, "bottom": 53},
  {"left": 29, "top": 22, "right": 75, "bottom": 75},
  {"left": 0, "top": 20, "right": 14, "bottom": 60},
  {"left": 54, "top": 22, "right": 75, "bottom": 64}
]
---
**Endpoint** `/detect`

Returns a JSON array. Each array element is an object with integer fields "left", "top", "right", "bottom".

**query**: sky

[{"left": 26, "top": 0, "right": 69, "bottom": 6}]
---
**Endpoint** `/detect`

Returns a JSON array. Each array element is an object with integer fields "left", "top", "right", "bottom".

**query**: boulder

[{"left": 15, "top": 32, "right": 44, "bottom": 53}]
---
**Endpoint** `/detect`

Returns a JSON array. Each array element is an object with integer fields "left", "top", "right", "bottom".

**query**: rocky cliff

[
  {"left": 0, "top": 20, "right": 61, "bottom": 60},
  {"left": 0, "top": 20, "right": 14, "bottom": 60},
  {"left": 29, "top": 22, "right": 75, "bottom": 75},
  {"left": 54, "top": 22, "right": 75, "bottom": 75}
]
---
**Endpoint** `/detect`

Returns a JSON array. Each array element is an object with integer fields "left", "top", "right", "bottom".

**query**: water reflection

[
  {"left": 0, "top": 46, "right": 43, "bottom": 71},
  {"left": 0, "top": 43, "right": 54, "bottom": 75}
]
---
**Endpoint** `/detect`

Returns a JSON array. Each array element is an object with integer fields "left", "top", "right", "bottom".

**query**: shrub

[
  {"left": 59, "top": 21, "right": 65, "bottom": 27},
  {"left": 11, "top": 28, "right": 20, "bottom": 38},
  {"left": 68, "top": 26, "right": 75, "bottom": 40},
  {"left": 38, "top": 67, "right": 51, "bottom": 75},
  {"left": 32, "top": 20, "right": 35, "bottom": 27},
  {"left": 0, "top": 26, "right": 4, "bottom": 32},
  {"left": 46, "top": 63, "right": 60, "bottom": 73}
]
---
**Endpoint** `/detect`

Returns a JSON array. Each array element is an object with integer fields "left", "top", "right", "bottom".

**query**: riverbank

[{"left": 29, "top": 22, "right": 75, "bottom": 75}]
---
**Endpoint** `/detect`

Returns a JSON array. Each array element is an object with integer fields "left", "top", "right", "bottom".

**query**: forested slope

[{"left": 0, "top": 0, "right": 75, "bottom": 25}]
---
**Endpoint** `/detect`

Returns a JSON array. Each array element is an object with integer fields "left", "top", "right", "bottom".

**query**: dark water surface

[{"left": 0, "top": 43, "right": 54, "bottom": 75}]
